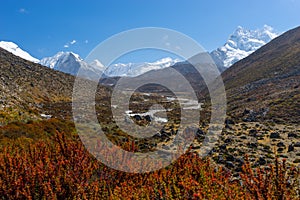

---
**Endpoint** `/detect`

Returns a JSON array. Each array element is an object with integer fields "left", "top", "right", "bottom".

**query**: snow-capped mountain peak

[
  {"left": 40, "top": 52, "right": 82, "bottom": 69},
  {"left": 211, "top": 25, "right": 279, "bottom": 67},
  {"left": 39, "top": 51, "right": 181, "bottom": 79},
  {"left": 0, "top": 41, "right": 39, "bottom": 63},
  {"left": 39, "top": 52, "right": 104, "bottom": 80},
  {"left": 89, "top": 59, "right": 106, "bottom": 71}
]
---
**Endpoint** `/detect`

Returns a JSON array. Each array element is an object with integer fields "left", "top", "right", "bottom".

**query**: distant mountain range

[
  {"left": 0, "top": 25, "right": 299, "bottom": 125},
  {"left": 40, "top": 52, "right": 180, "bottom": 78},
  {"left": 0, "top": 25, "right": 279, "bottom": 79},
  {"left": 104, "top": 57, "right": 181, "bottom": 77}
]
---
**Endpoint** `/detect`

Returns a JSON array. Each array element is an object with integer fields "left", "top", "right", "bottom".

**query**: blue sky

[{"left": 0, "top": 0, "right": 299, "bottom": 62}]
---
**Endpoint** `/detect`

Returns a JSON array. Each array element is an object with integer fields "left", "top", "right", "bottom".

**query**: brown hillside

[{"left": 221, "top": 26, "right": 300, "bottom": 124}]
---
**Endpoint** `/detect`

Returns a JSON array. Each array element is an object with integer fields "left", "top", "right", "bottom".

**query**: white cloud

[
  {"left": 64, "top": 39, "right": 77, "bottom": 48},
  {"left": 19, "top": 8, "right": 28, "bottom": 14},
  {"left": 85, "top": 40, "right": 89, "bottom": 44},
  {"left": 70, "top": 40, "right": 76, "bottom": 45}
]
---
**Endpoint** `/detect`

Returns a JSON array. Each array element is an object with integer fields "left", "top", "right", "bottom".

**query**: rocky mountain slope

[
  {"left": 206, "top": 26, "right": 300, "bottom": 172},
  {"left": 0, "top": 47, "right": 75, "bottom": 124},
  {"left": 221, "top": 26, "right": 300, "bottom": 124},
  {"left": 0, "top": 41, "right": 39, "bottom": 63}
]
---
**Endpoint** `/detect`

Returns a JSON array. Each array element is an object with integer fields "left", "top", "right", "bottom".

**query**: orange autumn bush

[{"left": 0, "top": 131, "right": 299, "bottom": 199}]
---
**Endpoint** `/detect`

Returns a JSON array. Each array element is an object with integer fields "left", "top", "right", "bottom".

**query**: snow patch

[{"left": 0, "top": 41, "right": 39, "bottom": 63}]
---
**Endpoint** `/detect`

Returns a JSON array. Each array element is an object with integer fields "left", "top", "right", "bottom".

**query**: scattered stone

[
  {"left": 218, "top": 155, "right": 224, "bottom": 164},
  {"left": 240, "top": 136, "right": 247, "bottom": 140},
  {"left": 294, "top": 142, "right": 300, "bottom": 147},
  {"left": 191, "top": 145, "right": 201, "bottom": 150},
  {"left": 225, "top": 161, "right": 235, "bottom": 168},
  {"left": 279, "top": 155, "right": 288, "bottom": 158},
  {"left": 293, "top": 159, "right": 300, "bottom": 163},
  {"left": 256, "top": 135, "right": 264, "bottom": 140},
  {"left": 153, "top": 133, "right": 162, "bottom": 140},
  {"left": 161, "top": 130, "right": 172, "bottom": 137},
  {"left": 236, "top": 158, "right": 244, "bottom": 166},
  {"left": 249, "top": 129, "right": 257, "bottom": 136},
  {"left": 225, "top": 118, "right": 235, "bottom": 125},
  {"left": 247, "top": 97, "right": 256, "bottom": 102},
  {"left": 270, "top": 132, "right": 280, "bottom": 139},
  {"left": 263, "top": 145, "right": 271, "bottom": 151},
  {"left": 248, "top": 142, "right": 258, "bottom": 148},
  {"left": 226, "top": 154, "right": 235, "bottom": 162},
  {"left": 235, "top": 167, "right": 243, "bottom": 172},
  {"left": 162, "top": 145, "right": 170, "bottom": 150},
  {"left": 243, "top": 108, "right": 252, "bottom": 115},
  {"left": 224, "top": 138, "right": 232, "bottom": 144},
  {"left": 288, "top": 133, "right": 298, "bottom": 138},
  {"left": 225, "top": 124, "right": 232, "bottom": 129},
  {"left": 288, "top": 144, "right": 294, "bottom": 152},
  {"left": 133, "top": 115, "right": 142, "bottom": 121},
  {"left": 144, "top": 115, "right": 152, "bottom": 122},
  {"left": 138, "top": 143, "right": 149, "bottom": 150},
  {"left": 277, "top": 142, "right": 285, "bottom": 147},
  {"left": 277, "top": 147, "right": 284, "bottom": 153},
  {"left": 219, "top": 144, "right": 227, "bottom": 150},
  {"left": 195, "top": 129, "right": 205, "bottom": 140},
  {"left": 258, "top": 157, "right": 266, "bottom": 165}
]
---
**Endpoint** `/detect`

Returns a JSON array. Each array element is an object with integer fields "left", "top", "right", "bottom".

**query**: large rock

[{"left": 270, "top": 132, "right": 280, "bottom": 139}]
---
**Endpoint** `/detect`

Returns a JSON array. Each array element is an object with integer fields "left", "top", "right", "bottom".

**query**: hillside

[
  {"left": 222, "top": 26, "right": 300, "bottom": 124},
  {"left": 0, "top": 47, "right": 75, "bottom": 124},
  {"left": 0, "top": 41, "right": 39, "bottom": 63}
]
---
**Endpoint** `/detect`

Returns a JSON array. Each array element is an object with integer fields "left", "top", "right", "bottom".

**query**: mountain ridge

[
  {"left": 40, "top": 51, "right": 181, "bottom": 78},
  {"left": 0, "top": 41, "right": 39, "bottom": 63},
  {"left": 222, "top": 26, "right": 300, "bottom": 124},
  {"left": 1, "top": 25, "right": 280, "bottom": 79}
]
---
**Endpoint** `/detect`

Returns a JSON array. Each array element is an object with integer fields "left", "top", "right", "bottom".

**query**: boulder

[
  {"left": 288, "top": 144, "right": 294, "bottom": 152},
  {"left": 270, "top": 132, "right": 280, "bottom": 139}
]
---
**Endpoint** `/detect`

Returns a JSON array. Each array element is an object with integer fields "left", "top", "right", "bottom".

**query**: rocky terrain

[
  {"left": 0, "top": 26, "right": 299, "bottom": 180},
  {"left": 202, "top": 26, "right": 300, "bottom": 173},
  {"left": 0, "top": 48, "right": 71, "bottom": 124},
  {"left": 221, "top": 26, "right": 300, "bottom": 126}
]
